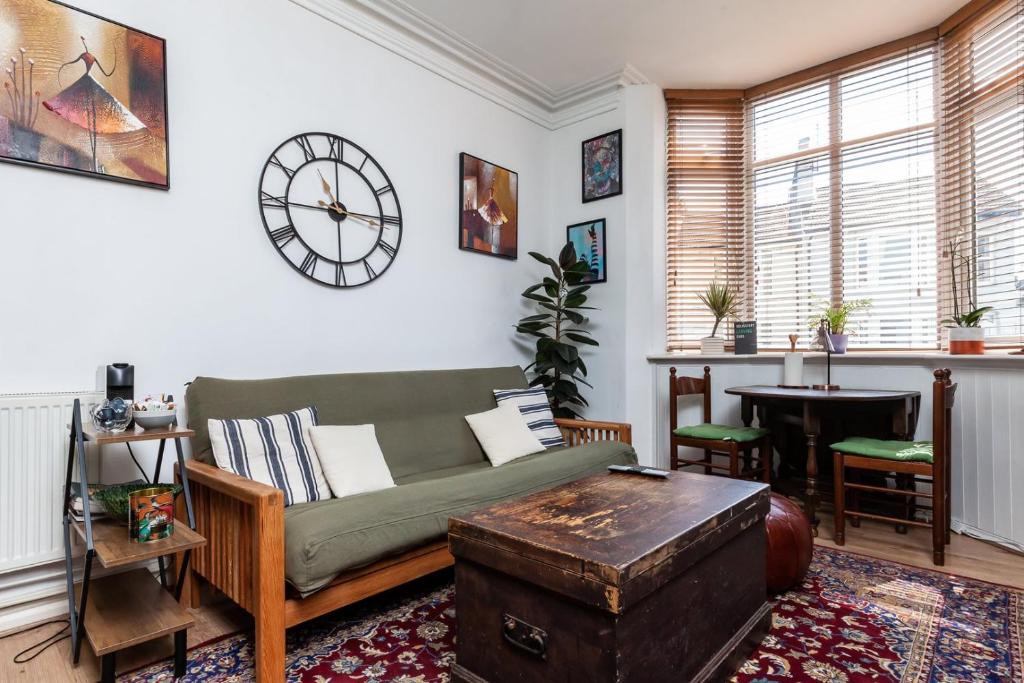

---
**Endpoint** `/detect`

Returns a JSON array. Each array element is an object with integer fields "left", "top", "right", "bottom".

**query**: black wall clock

[{"left": 258, "top": 132, "right": 403, "bottom": 288}]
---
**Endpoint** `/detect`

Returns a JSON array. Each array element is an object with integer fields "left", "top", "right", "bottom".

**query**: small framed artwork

[
  {"left": 459, "top": 152, "right": 518, "bottom": 259},
  {"left": 566, "top": 218, "right": 606, "bottom": 283},
  {"left": 581, "top": 129, "right": 622, "bottom": 203},
  {"left": 0, "top": 1, "right": 169, "bottom": 189}
]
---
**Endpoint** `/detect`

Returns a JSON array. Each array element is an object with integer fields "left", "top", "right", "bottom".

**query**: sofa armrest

[
  {"left": 183, "top": 459, "right": 282, "bottom": 505},
  {"left": 175, "top": 460, "right": 286, "bottom": 680},
  {"left": 554, "top": 418, "right": 632, "bottom": 446}
]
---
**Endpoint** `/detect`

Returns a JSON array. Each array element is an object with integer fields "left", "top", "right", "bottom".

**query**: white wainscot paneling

[{"left": 648, "top": 354, "right": 1024, "bottom": 553}]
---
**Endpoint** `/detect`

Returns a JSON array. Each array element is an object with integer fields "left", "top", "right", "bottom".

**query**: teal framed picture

[{"left": 566, "top": 218, "right": 606, "bottom": 283}]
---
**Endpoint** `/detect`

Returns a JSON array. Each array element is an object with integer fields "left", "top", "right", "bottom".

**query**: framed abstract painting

[
  {"left": 581, "top": 129, "right": 621, "bottom": 203},
  {"left": 0, "top": 1, "right": 169, "bottom": 189},
  {"left": 459, "top": 152, "right": 518, "bottom": 259},
  {"left": 566, "top": 218, "right": 606, "bottom": 283}
]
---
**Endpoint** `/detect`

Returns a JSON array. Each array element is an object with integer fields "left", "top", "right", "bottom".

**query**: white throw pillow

[
  {"left": 465, "top": 404, "right": 546, "bottom": 467},
  {"left": 208, "top": 407, "right": 330, "bottom": 506},
  {"left": 306, "top": 425, "right": 396, "bottom": 498}
]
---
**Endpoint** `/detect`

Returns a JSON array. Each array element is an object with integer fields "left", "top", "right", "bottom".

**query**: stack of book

[{"left": 69, "top": 482, "right": 106, "bottom": 522}]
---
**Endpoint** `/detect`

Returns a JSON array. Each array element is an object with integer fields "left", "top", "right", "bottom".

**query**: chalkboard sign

[{"left": 734, "top": 321, "right": 757, "bottom": 355}]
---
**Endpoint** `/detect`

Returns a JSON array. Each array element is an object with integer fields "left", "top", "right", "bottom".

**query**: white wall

[
  {"left": 0, "top": 0, "right": 557, "bottom": 476},
  {"left": 544, "top": 109, "right": 625, "bottom": 421}
]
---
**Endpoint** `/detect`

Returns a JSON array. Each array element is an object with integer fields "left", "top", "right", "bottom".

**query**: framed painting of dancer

[
  {"left": 459, "top": 152, "right": 518, "bottom": 259},
  {"left": 0, "top": 1, "right": 169, "bottom": 189},
  {"left": 566, "top": 218, "right": 606, "bottom": 283}
]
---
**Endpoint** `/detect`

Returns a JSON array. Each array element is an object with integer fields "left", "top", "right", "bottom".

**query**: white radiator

[{"left": 0, "top": 391, "right": 104, "bottom": 574}]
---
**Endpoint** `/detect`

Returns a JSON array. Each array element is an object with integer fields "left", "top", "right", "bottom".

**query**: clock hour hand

[{"left": 316, "top": 200, "right": 381, "bottom": 229}]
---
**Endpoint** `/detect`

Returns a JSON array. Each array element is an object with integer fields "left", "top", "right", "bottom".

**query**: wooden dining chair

[
  {"left": 669, "top": 366, "right": 772, "bottom": 482},
  {"left": 832, "top": 369, "right": 956, "bottom": 565}
]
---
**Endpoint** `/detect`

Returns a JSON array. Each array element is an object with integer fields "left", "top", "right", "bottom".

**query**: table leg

[
  {"left": 805, "top": 434, "right": 819, "bottom": 536},
  {"left": 803, "top": 402, "right": 821, "bottom": 536},
  {"left": 741, "top": 396, "right": 753, "bottom": 428}
]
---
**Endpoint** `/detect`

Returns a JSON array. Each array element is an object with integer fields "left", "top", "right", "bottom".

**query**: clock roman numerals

[
  {"left": 260, "top": 133, "right": 402, "bottom": 288},
  {"left": 327, "top": 137, "right": 343, "bottom": 161},
  {"left": 261, "top": 191, "right": 288, "bottom": 209},
  {"left": 299, "top": 250, "right": 318, "bottom": 276},
  {"left": 268, "top": 154, "right": 295, "bottom": 178},
  {"left": 270, "top": 225, "right": 296, "bottom": 247},
  {"left": 294, "top": 135, "right": 316, "bottom": 162}
]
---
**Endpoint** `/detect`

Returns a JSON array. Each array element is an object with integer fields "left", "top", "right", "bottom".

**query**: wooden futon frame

[{"left": 175, "top": 418, "right": 632, "bottom": 682}]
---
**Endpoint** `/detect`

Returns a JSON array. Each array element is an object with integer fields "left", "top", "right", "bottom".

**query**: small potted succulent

[
  {"left": 807, "top": 298, "right": 871, "bottom": 354},
  {"left": 942, "top": 232, "right": 992, "bottom": 354},
  {"left": 697, "top": 281, "right": 740, "bottom": 355}
]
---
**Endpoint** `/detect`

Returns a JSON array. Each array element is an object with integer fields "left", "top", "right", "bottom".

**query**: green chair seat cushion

[
  {"left": 672, "top": 423, "right": 768, "bottom": 443},
  {"left": 831, "top": 437, "right": 933, "bottom": 463}
]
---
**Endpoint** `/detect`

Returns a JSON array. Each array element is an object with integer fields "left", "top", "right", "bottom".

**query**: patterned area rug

[{"left": 120, "top": 547, "right": 1022, "bottom": 682}]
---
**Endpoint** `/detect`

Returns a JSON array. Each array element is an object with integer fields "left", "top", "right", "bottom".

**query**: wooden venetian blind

[
  {"left": 747, "top": 44, "right": 939, "bottom": 349},
  {"left": 938, "top": 0, "right": 1024, "bottom": 344},
  {"left": 665, "top": 95, "right": 746, "bottom": 350}
]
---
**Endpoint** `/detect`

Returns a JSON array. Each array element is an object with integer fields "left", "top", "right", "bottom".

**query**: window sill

[{"left": 647, "top": 349, "right": 1024, "bottom": 370}]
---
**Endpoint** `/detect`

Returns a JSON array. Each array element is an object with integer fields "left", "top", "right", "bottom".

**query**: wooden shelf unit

[
  {"left": 64, "top": 401, "right": 204, "bottom": 683},
  {"left": 71, "top": 518, "right": 205, "bottom": 569},
  {"left": 75, "top": 569, "right": 194, "bottom": 657}
]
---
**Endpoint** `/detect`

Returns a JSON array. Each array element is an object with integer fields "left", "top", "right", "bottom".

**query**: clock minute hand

[{"left": 316, "top": 169, "right": 338, "bottom": 203}]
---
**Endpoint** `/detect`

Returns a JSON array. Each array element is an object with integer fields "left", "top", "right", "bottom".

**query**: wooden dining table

[{"left": 723, "top": 385, "right": 921, "bottom": 534}]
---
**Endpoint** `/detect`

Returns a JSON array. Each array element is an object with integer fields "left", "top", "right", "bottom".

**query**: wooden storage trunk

[{"left": 448, "top": 471, "right": 771, "bottom": 682}]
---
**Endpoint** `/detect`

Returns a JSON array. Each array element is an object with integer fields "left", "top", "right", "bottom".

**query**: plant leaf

[
  {"left": 558, "top": 242, "right": 578, "bottom": 269},
  {"left": 566, "top": 332, "right": 599, "bottom": 346}
]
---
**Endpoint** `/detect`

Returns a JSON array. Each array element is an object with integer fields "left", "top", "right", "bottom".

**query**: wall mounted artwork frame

[
  {"left": 566, "top": 218, "right": 606, "bottom": 283},
  {"left": 459, "top": 152, "right": 518, "bottom": 259},
  {"left": 0, "top": 0, "right": 169, "bottom": 189},
  {"left": 581, "top": 129, "right": 621, "bottom": 203}
]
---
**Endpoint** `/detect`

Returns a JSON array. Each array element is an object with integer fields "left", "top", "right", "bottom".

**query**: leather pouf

[{"left": 765, "top": 493, "right": 813, "bottom": 594}]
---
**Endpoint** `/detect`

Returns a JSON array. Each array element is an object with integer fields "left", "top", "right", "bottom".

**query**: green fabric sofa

[{"left": 183, "top": 365, "right": 637, "bottom": 599}]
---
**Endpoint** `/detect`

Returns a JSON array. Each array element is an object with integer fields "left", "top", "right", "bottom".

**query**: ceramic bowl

[{"left": 134, "top": 409, "right": 177, "bottom": 430}]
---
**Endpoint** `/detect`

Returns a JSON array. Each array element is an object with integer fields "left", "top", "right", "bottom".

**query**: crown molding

[{"left": 289, "top": 0, "right": 649, "bottom": 130}]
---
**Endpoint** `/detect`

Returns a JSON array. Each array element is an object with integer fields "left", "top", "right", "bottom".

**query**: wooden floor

[{"left": 2, "top": 515, "right": 1021, "bottom": 682}]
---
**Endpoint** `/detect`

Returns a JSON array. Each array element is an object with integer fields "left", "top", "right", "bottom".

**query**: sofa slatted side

[{"left": 556, "top": 418, "right": 632, "bottom": 447}]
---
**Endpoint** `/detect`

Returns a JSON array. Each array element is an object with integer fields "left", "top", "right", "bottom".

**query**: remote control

[{"left": 607, "top": 464, "right": 670, "bottom": 479}]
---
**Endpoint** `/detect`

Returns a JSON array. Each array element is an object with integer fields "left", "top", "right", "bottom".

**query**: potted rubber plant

[
  {"left": 806, "top": 298, "right": 871, "bottom": 354},
  {"left": 515, "top": 242, "right": 598, "bottom": 418},
  {"left": 697, "top": 282, "right": 740, "bottom": 355},
  {"left": 942, "top": 232, "right": 992, "bottom": 354}
]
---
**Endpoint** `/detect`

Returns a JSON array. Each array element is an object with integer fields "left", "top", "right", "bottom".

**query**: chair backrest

[
  {"left": 669, "top": 366, "right": 712, "bottom": 431},
  {"left": 932, "top": 368, "right": 956, "bottom": 471}
]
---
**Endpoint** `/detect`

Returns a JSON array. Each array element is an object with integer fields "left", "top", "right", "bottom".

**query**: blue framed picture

[{"left": 566, "top": 218, "right": 606, "bottom": 283}]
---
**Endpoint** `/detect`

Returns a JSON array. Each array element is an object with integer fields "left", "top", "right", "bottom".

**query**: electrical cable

[{"left": 0, "top": 618, "right": 70, "bottom": 664}]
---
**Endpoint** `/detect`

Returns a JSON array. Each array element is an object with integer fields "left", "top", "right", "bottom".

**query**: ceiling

[{"left": 398, "top": 0, "right": 968, "bottom": 93}]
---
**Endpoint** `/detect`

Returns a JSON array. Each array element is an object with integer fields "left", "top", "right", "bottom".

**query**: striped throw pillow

[
  {"left": 208, "top": 407, "right": 330, "bottom": 506},
  {"left": 493, "top": 388, "right": 565, "bottom": 448}
]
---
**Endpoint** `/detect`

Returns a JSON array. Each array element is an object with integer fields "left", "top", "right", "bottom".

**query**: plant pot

[
  {"left": 827, "top": 333, "right": 849, "bottom": 354},
  {"left": 948, "top": 326, "right": 985, "bottom": 355},
  {"left": 700, "top": 336, "right": 725, "bottom": 355}
]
